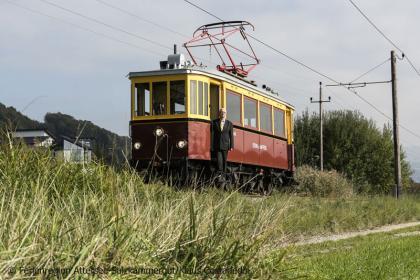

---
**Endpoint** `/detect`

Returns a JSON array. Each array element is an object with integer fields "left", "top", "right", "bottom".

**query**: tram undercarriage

[{"left": 131, "top": 158, "right": 295, "bottom": 195}]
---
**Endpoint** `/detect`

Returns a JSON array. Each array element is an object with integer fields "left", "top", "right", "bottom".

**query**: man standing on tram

[{"left": 211, "top": 108, "right": 234, "bottom": 175}]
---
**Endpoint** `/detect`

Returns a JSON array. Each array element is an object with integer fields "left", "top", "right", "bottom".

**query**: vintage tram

[
  {"left": 129, "top": 22, "right": 295, "bottom": 192},
  {"left": 129, "top": 54, "right": 295, "bottom": 189}
]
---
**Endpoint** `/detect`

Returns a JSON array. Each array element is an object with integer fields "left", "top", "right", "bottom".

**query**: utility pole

[
  {"left": 310, "top": 82, "right": 331, "bottom": 171},
  {"left": 391, "top": 50, "right": 402, "bottom": 198},
  {"left": 325, "top": 51, "right": 401, "bottom": 198}
]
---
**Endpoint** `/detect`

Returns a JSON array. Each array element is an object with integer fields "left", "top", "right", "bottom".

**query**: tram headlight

[
  {"left": 133, "top": 142, "right": 142, "bottom": 150},
  {"left": 176, "top": 140, "right": 187, "bottom": 149},
  {"left": 154, "top": 127, "right": 164, "bottom": 137}
]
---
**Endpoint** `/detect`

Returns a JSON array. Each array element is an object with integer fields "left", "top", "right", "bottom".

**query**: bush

[
  {"left": 294, "top": 165, "right": 354, "bottom": 198},
  {"left": 294, "top": 110, "right": 412, "bottom": 194}
]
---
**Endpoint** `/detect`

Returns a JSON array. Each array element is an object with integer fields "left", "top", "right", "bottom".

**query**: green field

[
  {"left": 1, "top": 144, "right": 420, "bottom": 279},
  {"left": 283, "top": 225, "right": 420, "bottom": 279}
]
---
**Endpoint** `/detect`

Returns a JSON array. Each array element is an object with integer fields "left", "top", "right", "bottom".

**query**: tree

[
  {"left": 0, "top": 103, "right": 42, "bottom": 130},
  {"left": 294, "top": 109, "right": 412, "bottom": 194}
]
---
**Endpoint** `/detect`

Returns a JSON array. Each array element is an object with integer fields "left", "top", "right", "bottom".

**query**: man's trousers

[{"left": 216, "top": 150, "right": 228, "bottom": 173}]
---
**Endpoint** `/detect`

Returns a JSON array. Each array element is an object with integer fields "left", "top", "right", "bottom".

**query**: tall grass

[
  {"left": 1, "top": 139, "right": 419, "bottom": 279},
  {"left": 0, "top": 141, "right": 291, "bottom": 279}
]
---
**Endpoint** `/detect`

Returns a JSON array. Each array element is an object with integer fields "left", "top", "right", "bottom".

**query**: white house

[
  {"left": 12, "top": 129, "right": 55, "bottom": 148},
  {"left": 58, "top": 136, "right": 92, "bottom": 163},
  {"left": 12, "top": 129, "right": 93, "bottom": 163}
]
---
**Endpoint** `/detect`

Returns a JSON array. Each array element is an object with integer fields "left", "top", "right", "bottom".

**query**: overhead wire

[
  {"left": 182, "top": 0, "right": 342, "bottom": 105},
  {"left": 349, "top": 89, "right": 420, "bottom": 140},
  {"left": 100, "top": 0, "right": 320, "bottom": 85},
  {"left": 3, "top": 0, "right": 167, "bottom": 57},
  {"left": 6, "top": 0, "right": 420, "bottom": 142},
  {"left": 94, "top": 0, "right": 190, "bottom": 39},
  {"left": 182, "top": 0, "right": 420, "bottom": 142},
  {"left": 348, "top": 0, "right": 420, "bottom": 77},
  {"left": 347, "top": 68, "right": 420, "bottom": 140},
  {"left": 183, "top": 0, "right": 223, "bottom": 21},
  {"left": 405, "top": 56, "right": 420, "bottom": 76},
  {"left": 350, "top": 58, "right": 390, "bottom": 83},
  {"left": 346, "top": 0, "right": 420, "bottom": 139},
  {"left": 246, "top": 34, "right": 339, "bottom": 84},
  {"left": 348, "top": 0, "right": 402, "bottom": 53},
  {"left": 324, "top": 87, "right": 354, "bottom": 112},
  {"left": 37, "top": 0, "right": 172, "bottom": 51},
  {"left": 183, "top": 0, "right": 339, "bottom": 84},
  {"left": 91, "top": 0, "right": 321, "bottom": 96}
]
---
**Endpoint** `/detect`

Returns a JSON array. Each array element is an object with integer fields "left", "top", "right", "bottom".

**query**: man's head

[{"left": 219, "top": 108, "right": 227, "bottom": 120}]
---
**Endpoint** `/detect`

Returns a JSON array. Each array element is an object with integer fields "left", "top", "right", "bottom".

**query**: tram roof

[{"left": 128, "top": 67, "right": 295, "bottom": 110}]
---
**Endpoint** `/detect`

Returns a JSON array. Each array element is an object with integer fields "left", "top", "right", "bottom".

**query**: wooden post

[
  {"left": 319, "top": 82, "right": 323, "bottom": 171},
  {"left": 391, "top": 50, "right": 402, "bottom": 198}
]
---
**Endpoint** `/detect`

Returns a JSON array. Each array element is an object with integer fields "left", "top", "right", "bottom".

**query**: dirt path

[{"left": 286, "top": 221, "right": 420, "bottom": 247}]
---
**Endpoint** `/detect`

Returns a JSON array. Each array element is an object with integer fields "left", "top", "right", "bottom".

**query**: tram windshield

[{"left": 134, "top": 80, "right": 186, "bottom": 116}]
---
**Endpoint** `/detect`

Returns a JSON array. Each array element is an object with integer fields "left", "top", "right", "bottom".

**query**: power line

[
  {"left": 94, "top": 0, "right": 322, "bottom": 87},
  {"left": 348, "top": 0, "right": 420, "bottom": 77},
  {"left": 324, "top": 87, "right": 354, "bottom": 111},
  {"left": 246, "top": 34, "right": 339, "bottom": 84},
  {"left": 183, "top": 2, "right": 320, "bottom": 84},
  {"left": 352, "top": 90, "right": 392, "bottom": 122},
  {"left": 184, "top": 0, "right": 223, "bottom": 21},
  {"left": 94, "top": 0, "right": 321, "bottom": 86},
  {"left": 38, "top": 0, "right": 172, "bottom": 51},
  {"left": 348, "top": 0, "right": 402, "bottom": 53},
  {"left": 346, "top": 88, "right": 420, "bottom": 141},
  {"left": 350, "top": 58, "right": 390, "bottom": 83},
  {"left": 10, "top": 0, "right": 318, "bottom": 119},
  {"left": 333, "top": 83, "right": 420, "bottom": 141},
  {"left": 183, "top": 0, "right": 420, "bottom": 142},
  {"left": 405, "top": 56, "right": 420, "bottom": 76},
  {"left": 94, "top": 0, "right": 190, "bottom": 39},
  {"left": 9, "top": 0, "right": 420, "bottom": 143},
  {"left": 321, "top": 86, "right": 420, "bottom": 147},
  {"left": 400, "top": 124, "right": 420, "bottom": 140},
  {"left": 3, "top": 0, "right": 167, "bottom": 57},
  {"left": 182, "top": 0, "right": 338, "bottom": 84}
]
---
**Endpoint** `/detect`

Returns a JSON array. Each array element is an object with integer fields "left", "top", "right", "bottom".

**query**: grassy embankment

[{"left": 1, "top": 142, "right": 420, "bottom": 279}]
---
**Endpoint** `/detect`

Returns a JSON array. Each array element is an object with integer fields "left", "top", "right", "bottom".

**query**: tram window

[
  {"left": 260, "top": 103, "right": 272, "bottom": 133},
  {"left": 135, "top": 83, "right": 150, "bottom": 116},
  {"left": 226, "top": 90, "right": 241, "bottom": 124},
  {"left": 170, "top": 80, "right": 185, "bottom": 114},
  {"left": 274, "top": 108, "right": 285, "bottom": 137},
  {"left": 152, "top": 82, "right": 167, "bottom": 115},
  {"left": 204, "top": 82, "right": 209, "bottom": 116},
  {"left": 198, "top": 81, "right": 204, "bottom": 115},
  {"left": 190, "top": 80, "right": 208, "bottom": 116},
  {"left": 190, "top": 80, "right": 197, "bottom": 114},
  {"left": 244, "top": 97, "right": 257, "bottom": 128}
]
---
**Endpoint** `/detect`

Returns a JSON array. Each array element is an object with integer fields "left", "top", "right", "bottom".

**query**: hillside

[
  {"left": 0, "top": 102, "right": 130, "bottom": 165},
  {"left": 0, "top": 103, "right": 42, "bottom": 130},
  {"left": 44, "top": 112, "right": 130, "bottom": 165}
]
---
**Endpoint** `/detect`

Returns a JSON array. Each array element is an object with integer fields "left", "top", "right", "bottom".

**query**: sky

[{"left": 1, "top": 0, "right": 419, "bottom": 179}]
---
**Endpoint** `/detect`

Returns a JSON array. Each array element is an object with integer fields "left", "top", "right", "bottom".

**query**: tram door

[{"left": 210, "top": 84, "right": 220, "bottom": 120}]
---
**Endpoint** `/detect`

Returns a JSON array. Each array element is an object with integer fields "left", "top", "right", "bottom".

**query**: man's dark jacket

[{"left": 211, "top": 119, "right": 234, "bottom": 151}]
